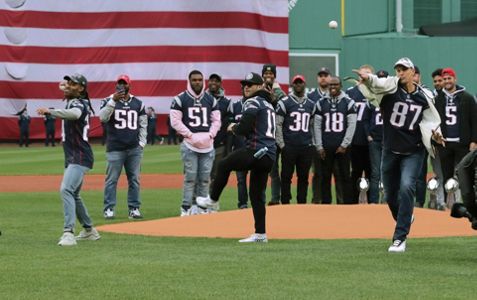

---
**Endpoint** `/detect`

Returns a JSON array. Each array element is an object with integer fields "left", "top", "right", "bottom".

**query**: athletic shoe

[
  {"left": 196, "top": 196, "right": 219, "bottom": 212},
  {"left": 239, "top": 233, "right": 268, "bottom": 243},
  {"left": 437, "top": 203, "right": 446, "bottom": 211},
  {"left": 58, "top": 232, "right": 77, "bottom": 246},
  {"left": 76, "top": 227, "right": 101, "bottom": 241},
  {"left": 267, "top": 201, "right": 280, "bottom": 206},
  {"left": 104, "top": 208, "right": 115, "bottom": 219},
  {"left": 180, "top": 207, "right": 191, "bottom": 217},
  {"left": 128, "top": 208, "right": 143, "bottom": 220},
  {"left": 239, "top": 204, "right": 248, "bottom": 209},
  {"left": 388, "top": 240, "right": 406, "bottom": 252}
]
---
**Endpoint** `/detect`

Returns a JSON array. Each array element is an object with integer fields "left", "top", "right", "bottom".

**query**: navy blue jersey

[
  {"left": 242, "top": 95, "right": 277, "bottom": 160},
  {"left": 380, "top": 86, "right": 429, "bottom": 153},
  {"left": 62, "top": 99, "right": 94, "bottom": 169},
  {"left": 317, "top": 95, "right": 357, "bottom": 150},
  {"left": 276, "top": 95, "right": 316, "bottom": 147},
  {"left": 103, "top": 96, "right": 146, "bottom": 152},
  {"left": 307, "top": 88, "right": 327, "bottom": 104},
  {"left": 369, "top": 105, "right": 383, "bottom": 142},
  {"left": 346, "top": 86, "right": 372, "bottom": 146},
  {"left": 228, "top": 98, "right": 246, "bottom": 149},
  {"left": 170, "top": 91, "right": 218, "bottom": 133},
  {"left": 211, "top": 94, "right": 231, "bottom": 147},
  {"left": 443, "top": 95, "right": 460, "bottom": 141}
]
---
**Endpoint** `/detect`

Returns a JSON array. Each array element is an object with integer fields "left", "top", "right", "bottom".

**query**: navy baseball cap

[
  {"left": 318, "top": 67, "right": 331, "bottom": 76},
  {"left": 209, "top": 73, "right": 222, "bottom": 82},
  {"left": 376, "top": 70, "right": 389, "bottom": 78},
  {"left": 64, "top": 73, "right": 87, "bottom": 88}
]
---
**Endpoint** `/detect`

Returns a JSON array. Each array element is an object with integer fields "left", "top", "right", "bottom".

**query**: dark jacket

[{"left": 434, "top": 86, "right": 477, "bottom": 146}]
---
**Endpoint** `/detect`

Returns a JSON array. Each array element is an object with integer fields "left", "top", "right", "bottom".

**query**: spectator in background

[
  {"left": 100, "top": 75, "right": 147, "bottom": 220},
  {"left": 262, "top": 64, "right": 286, "bottom": 205},
  {"left": 431, "top": 68, "right": 444, "bottom": 96},
  {"left": 367, "top": 70, "right": 388, "bottom": 203},
  {"left": 44, "top": 108, "right": 56, "bottom": 146},
  {"left": 346, "top": 65, "right": 374, "bottom": 203},
  {"left": 147, "top": 107, "right": 157, "bottom": 145},
  {"left": 228, "top": 87, "right": 250, "bottom": 209},
  {"left": 167, "top": 115, "right": 178, "bottom": 145},
  {"left": 18, "top": 107, "right": 31, "bottom": 147},
  {"left": 170, "top": 70, "right": 221, "bottom": 216},
  {"left": 276, "top": 75, "right": 316, "bottom": 204},
  {"left": 207, "top": 73, "right": 232, "bottom": 193},
  {"left": 434, "top": 67, "right": 477, "bottom": 205},
  {"left": 315, "top": 76, "right": 357, "bottom": 204}
]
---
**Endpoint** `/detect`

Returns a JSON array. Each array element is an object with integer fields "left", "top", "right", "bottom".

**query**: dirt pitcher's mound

[{"left": 97, "top": 205, "right": 477, "bottom": 240}]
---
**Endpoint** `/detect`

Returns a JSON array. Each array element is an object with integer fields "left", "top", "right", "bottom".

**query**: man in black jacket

[{"left": 434, "top": 68, "right": 477, "bottom": 204}]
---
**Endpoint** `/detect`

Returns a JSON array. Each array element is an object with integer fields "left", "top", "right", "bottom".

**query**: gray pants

[
  {"left": 61, "top": 164, "right": 93, "bottom": 231},
  {"left": 104, "top": 146, "right": 143, "bottom": 211},
  {"left": 180, "top": 143, "right": 215, "bottom": 207}
]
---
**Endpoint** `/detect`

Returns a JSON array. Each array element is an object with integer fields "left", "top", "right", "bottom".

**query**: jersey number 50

[{"left": 114, "top": 110, "right": 138, "bottom": 130}]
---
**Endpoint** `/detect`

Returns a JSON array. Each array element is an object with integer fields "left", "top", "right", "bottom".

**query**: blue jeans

[
  {"left": 61, "top": 164, "right": 93, "bottom": 231},
  {"left": 180, "top": 143, "right": 215, "bottom": 208},
  {"left": 368, "top": 140, "right": 383, "bottom": 203},
  {"left": 382, "top": 148, "right": 425, "bottom": 241},
  {"left": 104, "top": 146, "right": 143, "bottom": 211}
]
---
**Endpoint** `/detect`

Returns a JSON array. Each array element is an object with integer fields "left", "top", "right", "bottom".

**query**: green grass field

[{"left": 1, "top": 144, "right": 477, "bottom": 299}]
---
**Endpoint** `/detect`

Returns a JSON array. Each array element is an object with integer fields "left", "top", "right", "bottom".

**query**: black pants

[
  {"left": 321, "top": 148, "right": 353, "bottom": 204},
  {"left": 19, "top": 129, "right": 29, "bottom": 147},
  {"left": 456, "top": 150, "right": 477, "bottom": 217},
  {"left": 280, "top": 145, "right": 314, "bottom": 204},
  {"left": 438, "top": 143, "right": 469, "bottom": 202},
  {"left": 147, "top": 128, "right": 156, "bottom": 145},
  {"left": 312, "top": 154, "right": 343, "bottom": 203},
  {"left": 351, "top": 145, "right": 370, "bottom": 203},
  {"left": 45, "top": 129, "right": 55, "bottom": 146},
  {"left": 210, "top": 148, "right": 274, "bottom": 234},
  {"left": 168, "top": 127, "right": 178, "bottom": 145}
]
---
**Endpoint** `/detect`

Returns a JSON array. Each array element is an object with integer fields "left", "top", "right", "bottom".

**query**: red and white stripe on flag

[{"left": 0, "top": 0, "right": 289, "bottom": 139}]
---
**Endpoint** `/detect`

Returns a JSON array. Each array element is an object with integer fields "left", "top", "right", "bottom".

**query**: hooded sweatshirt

[{"left": 169, "top": 77, "right": 221, "bottom": 153}]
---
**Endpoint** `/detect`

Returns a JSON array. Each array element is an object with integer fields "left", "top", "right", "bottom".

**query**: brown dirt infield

[
  {"left": 98, "top": 205, "right": 477, "bottom": 240},
  {"left": 4, "top": 174, "right": 476, "bottom": 240}
]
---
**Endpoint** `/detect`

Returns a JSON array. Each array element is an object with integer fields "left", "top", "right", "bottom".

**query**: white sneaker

[
  {"left": 239, "top": 233, "right": 268, "bottom": 243},
  {"left": 180, "top": 207, "right": 191, "bottom": 217},
  {"left": 58, "top": 232, "right": 77, "bottom": 246},
  {"left": 104, "top": 208, "right": 115, "bottom": 219},
  {"left": 76, "top": 227, "right": 101, "bottom": 241},
  {"left": 196, "top": 196, "right": 219, "bottom": 212},
  {"left": 388, "top": 240, "right": 406, "bottom": 252},
  {"left": 128, "top": 208, "right": 143, "bottom": 219}
]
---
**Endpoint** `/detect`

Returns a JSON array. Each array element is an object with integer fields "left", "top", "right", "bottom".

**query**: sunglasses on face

[{"left": 242, "top": 83, "right": 254, "bottom": 88}]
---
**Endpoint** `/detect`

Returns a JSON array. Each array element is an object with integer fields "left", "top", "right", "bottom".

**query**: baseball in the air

[{"left": 328, "top": 20, "right": 338, "bottom": 29}]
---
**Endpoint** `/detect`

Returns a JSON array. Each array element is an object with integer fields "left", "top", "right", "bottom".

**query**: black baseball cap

[
  {"left": 64, "top": 73, "right": 87, "bottom": 88},
  {"left": 240, "top": 72, "right": 264, "bottom": 86},
  {"left": 318, "top": 67, "right": 331, "bottom": 76},
  {"left": 209, "top": 73, "right": 222, "bottom": 82}
]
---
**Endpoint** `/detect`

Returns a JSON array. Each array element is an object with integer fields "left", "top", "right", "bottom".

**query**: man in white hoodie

[
  {"left": 354, "top": 58, "right": 443, "bottom": 253},
  {"left": 169, "top": 70, "right": 221, "bottom": 216}
]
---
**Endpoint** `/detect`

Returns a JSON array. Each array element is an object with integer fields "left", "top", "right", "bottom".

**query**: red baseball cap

[
  {"left": 292, "top": 74, "right": 306, "bottom": 83},
  {"left": 117, "top": 74, "right": 131, "bottom": 84},
  {"left": 441, "top": 68, "right": 456, "bottom": 78}
]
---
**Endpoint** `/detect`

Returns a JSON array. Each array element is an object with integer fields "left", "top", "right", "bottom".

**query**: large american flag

[{"left": 0, "top": 0, "right": 289, "bottom": 140}]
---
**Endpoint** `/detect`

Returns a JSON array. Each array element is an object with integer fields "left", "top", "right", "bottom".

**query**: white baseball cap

[{"left": 394, "top": 57, "right": 414, "bottom": 69}]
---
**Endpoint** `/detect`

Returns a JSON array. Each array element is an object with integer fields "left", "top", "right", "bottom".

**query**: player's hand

[
  {"left": 431, "top": 130, "right": 446, "bottom": 146},
  {"left": 470, "top": 142, "right": 477, "bottom": 151},
  {"left": 36, "top": 108, "right": 50, "bottom": 115},
  {"left": 352, "top": 69, "right": 370, "bottom": 82},
  {"left": 112, "top": 91, "right": 125, "bottom": 102},
  {"left": 367, "top": 136, "right": 373, "bottom": 142},
  {"left": 336, "top": 146, "right": 346, "bottom": 154},
  {"left": 227, "top": 123, "right": 236, "bottom": 132},
  {"left": 319, "top": 149, "right": 326, "bottom": 160}
]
